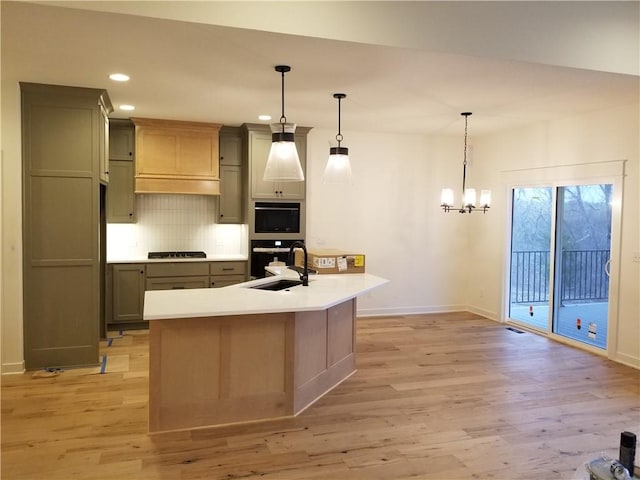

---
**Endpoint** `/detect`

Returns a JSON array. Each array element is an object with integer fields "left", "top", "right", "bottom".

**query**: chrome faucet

[{"left": 288, "top": 241, "right": 309, "bottom": 286}]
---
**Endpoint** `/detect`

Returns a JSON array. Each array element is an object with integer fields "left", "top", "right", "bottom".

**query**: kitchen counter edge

[{"left": 107, "top": 255, "right": 248, "bottom": 264}]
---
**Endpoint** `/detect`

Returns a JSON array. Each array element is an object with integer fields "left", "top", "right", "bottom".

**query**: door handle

[{"left": 604, "top": 259, "right": 611, "bottom": 277}]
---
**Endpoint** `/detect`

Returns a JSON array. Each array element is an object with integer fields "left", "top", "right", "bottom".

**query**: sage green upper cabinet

[
  {"left": 218, "top": 127, "right": 244, "bottom": 223},
  {"left": 109, "top": 120, "right": 134, "bottom": 160},
  {"left": 21, "top": 82, "right": 112, "bottom": 370},
  {"left": 107, "top": 160, "right": 136, "bottom": 222},
  {"left": 219, "top": 127, "right": 242, "bottom": 166},
  {"left": 107, "top": 120, "right": 136, "bottom": 223},
  {"left": 244, "top": 124, "right": 311, "bottom": 200}
]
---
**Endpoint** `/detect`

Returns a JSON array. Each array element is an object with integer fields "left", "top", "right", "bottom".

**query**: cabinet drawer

[
  {"left": 210, "top": 274, "right": 246, "bottom": 288},
  {"left": 146, "top": 276, "right": 210, "bottom": 291},
  {"left": 210, "top": 261, "right": 246, "bottom": 276},
  {"left": 146, "top": 262, "right": 210, "bottom": 277}
]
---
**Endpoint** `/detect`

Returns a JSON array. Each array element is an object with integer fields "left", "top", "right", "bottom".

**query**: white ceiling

[{"left": 2, "top": 1, "right": 638, "bottom": 135}]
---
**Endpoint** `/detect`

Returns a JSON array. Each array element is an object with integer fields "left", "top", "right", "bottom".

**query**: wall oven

[
  {"left": 250, "top": 239, "right": 304, "bottom": 278},
  {"left": 253, "top": 202, "right": 301, "bottom": 235}
]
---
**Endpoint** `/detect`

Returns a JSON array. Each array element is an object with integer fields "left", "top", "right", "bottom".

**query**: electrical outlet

[{"left": 633, "top": 251, "right": 640, "bottom": 263}]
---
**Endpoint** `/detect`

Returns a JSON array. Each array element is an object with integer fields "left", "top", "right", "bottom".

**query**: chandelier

[{"left": 441, "top": 112, "right": 491, "bottom": 213}]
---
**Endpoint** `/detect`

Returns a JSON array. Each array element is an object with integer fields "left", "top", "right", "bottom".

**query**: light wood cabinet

[
  {"left": 131, "top": 117, "right": 222, "bottom": 195},
  {"left": 21, "top": 82, "right": 112, "bottom": 369},
  {"left": 111, "top": 264, "right": 146, "bottom": 323},
  {"left": 245, "top": 125, "right": 310, "bottom": 200}
]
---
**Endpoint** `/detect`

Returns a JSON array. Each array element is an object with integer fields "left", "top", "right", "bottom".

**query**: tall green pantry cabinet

[{"left": 21, "top": 83, "right": 112, "bottom": 370}]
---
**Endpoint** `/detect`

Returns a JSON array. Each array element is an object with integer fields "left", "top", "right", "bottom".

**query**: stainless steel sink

[{"left": 250, "top": 279, "right": 303, "bottom": 291}]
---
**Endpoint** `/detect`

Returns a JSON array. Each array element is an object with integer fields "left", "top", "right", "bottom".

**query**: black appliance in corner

[
  {"left": 250, "top": 239, "right": 304, "bottom": 278},
  {"left": 254, "top": 202, "right": 301, "bottom": 234}
]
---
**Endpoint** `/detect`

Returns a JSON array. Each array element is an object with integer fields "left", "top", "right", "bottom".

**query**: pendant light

[
  {"left": 441, "top": 112, "right": 491, "bottom": 213},
  {"left": 323, "top": 93, "right": 352, "bottom": 184},
  {"left": 263, "top": 65, "right": 304, "bottom": 182}
]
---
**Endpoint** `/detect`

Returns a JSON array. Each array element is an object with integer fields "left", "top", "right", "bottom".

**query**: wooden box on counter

[{"left": 295, "top": 249, "right": 365, "bottom": 274}]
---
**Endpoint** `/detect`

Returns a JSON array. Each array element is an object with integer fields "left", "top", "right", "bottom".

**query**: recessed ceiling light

[
  {"left": 109, "top": 73, "right": 130, "bottom": 82},
  {"left": 258, "top": 114, "right": 271, "bottom": 121},
  {"left": 119, "top": 105, "right": 135, "bottom": 111}
]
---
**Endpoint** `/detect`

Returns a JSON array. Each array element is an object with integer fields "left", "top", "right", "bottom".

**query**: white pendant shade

[
  {"left": 323, "top": 153, "right": 352, "bottom": 184},
  {"left": 263, "top": 123, "right": 304, "bottom": 182},
  {"left": 464, "top": 188, "right": 477, "bottom": 207},
  {"left": 480, "top": 189, "right": 492, "bottom": 208},
  {"left": 440, "top": 188, "right": 454, "bottom": 207}
]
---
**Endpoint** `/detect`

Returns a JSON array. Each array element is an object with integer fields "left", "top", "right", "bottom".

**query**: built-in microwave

[{"left": 254, "top": 202, "right": 301, "bottom": 234}]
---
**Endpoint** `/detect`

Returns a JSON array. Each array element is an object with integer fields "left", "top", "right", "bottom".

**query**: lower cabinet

[
  {"left": 146, "top": 262, "right": 210, "bottom": 291},
  {"left": 111, "top": 264, "right": 146, "bottom": 323},
  {"left": 108, "top": 260, "right": 248, "bottom": 328},
  {"left": 210, "top": 261, "right": 246, "bottom": 287}
]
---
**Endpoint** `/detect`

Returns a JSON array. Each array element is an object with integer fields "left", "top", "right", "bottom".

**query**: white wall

[
  {"left": 305, "top": 102, "right": 639, "bottom": 367},
  {"left": 305, "top": 129, "right": 473, "bottom": 316},
  {"left": 1, "top": 79, "right": 24, "bottom": 373},
  {"left": 454, "top": 104, "right": 639, "bottom": 367}
]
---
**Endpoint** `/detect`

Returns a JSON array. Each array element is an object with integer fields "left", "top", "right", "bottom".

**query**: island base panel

[
  {"left": 149, "top": 299, "right": 356, "bottom": 432},
  {"left": 149, "top": 314, "right": 294, "bottom": 433}
]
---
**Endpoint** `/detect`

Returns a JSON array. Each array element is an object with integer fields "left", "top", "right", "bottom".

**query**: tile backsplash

[{"left": 107, "top": 194, "right": 247, "bottom": 259}]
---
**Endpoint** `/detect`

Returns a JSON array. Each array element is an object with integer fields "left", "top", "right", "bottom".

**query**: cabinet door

[
  {"left": 250, "top": 130, "right": 306, "bottom": 199},
  {"left": 249, "top": 131, "right": 276, "bottom": 198},
  {"left": 136, "top": 125, "right": 219, "bottom": 178},
  {"left": 219, "top": 132, "right": 242, "bottom": 166},
  {"left": 106, "top": 160, "right": 136, "bottom": 223},
  {"left": 109, "top": 126, "right": 134, "bottom": 161},
  {"left": 210, "top": 275, "right": 246, "bottom": 288},
  {"left": 99, "top": 104, "right": 110, "bottom": 184},
  {"left": 219, "top": 165, "right": 243, "bottom": 223},
  {"left": 146, "top": 276, "right": 210, "bottom": 291},
  {"left": 112, "top": 264, "right": 146, "bottom": 323}
]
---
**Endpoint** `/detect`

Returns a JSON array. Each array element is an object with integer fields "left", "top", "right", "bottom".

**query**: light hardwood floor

[{"left": 2, "top": 312, "right": 639, "bottom": 479}]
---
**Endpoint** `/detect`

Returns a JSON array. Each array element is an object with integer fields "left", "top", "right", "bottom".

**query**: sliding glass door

[
  {"left": 509, "top": 187, "right": 553, "bottom": 330},
  {"left": 553, "top": 185, "right": 612, "bottom": 348},
  {"left": 509, "top": 183, "right": 613, "bottom": 349}
]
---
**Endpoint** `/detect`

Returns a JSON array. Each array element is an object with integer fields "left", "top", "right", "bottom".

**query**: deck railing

[{"left": 510, "top": 249, "right": 610, "bottom": 304}]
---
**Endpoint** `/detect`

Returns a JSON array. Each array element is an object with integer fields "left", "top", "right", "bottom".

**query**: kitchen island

[{"left": 144, "top": 269, "right": 388, "bottom": 433}]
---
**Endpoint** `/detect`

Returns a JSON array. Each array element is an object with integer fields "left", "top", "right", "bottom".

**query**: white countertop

[
  {"left": 107, "top": 254, "right": 248, "bottom": 264},
  {"left": 143, "top": 268, "right": 389, "bottom": 320}
]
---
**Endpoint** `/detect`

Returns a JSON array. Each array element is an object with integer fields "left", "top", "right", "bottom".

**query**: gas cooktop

[{"left": 147, "top": 251, "right": 207, "bottom": 259}]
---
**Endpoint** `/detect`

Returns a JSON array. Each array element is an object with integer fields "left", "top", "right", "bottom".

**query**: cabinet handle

[
  {"left": 220, "top": 214, "right": 224, "bottom": 217},
  {"left": 222, "top": 268, "right": 234, "bottom": 271},
  {"left": 129, "top": 213, "right": 133, "bottom": 217},
  {"left": 140, "top": 270, "right": 144, "bottom": 274},
  {"left": 129, "top": 152, "right": 132, "bottom": 156}
]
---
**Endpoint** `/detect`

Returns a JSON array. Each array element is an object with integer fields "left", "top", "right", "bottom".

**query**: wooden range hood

[{"left": 131, "top": 117, "right": 222, "bottom": 195}]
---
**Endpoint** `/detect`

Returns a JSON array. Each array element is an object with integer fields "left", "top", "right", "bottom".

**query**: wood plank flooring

[{"left": 2, "top": 312, "right": 639, "bottom": 479}]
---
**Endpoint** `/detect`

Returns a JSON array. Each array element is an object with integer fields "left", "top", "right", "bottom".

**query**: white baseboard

[
  {"left": 2, "top": 361, "right": 25, "bottom": 375},
  {"left": 357, "top": 304, "right": 466, "bottom": 318},
  {"left": 466, "top": 305, "right": 499, "bottom": 322},
  {"left": 613, "top": 352, "right": 640, "bottom": 370}
]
